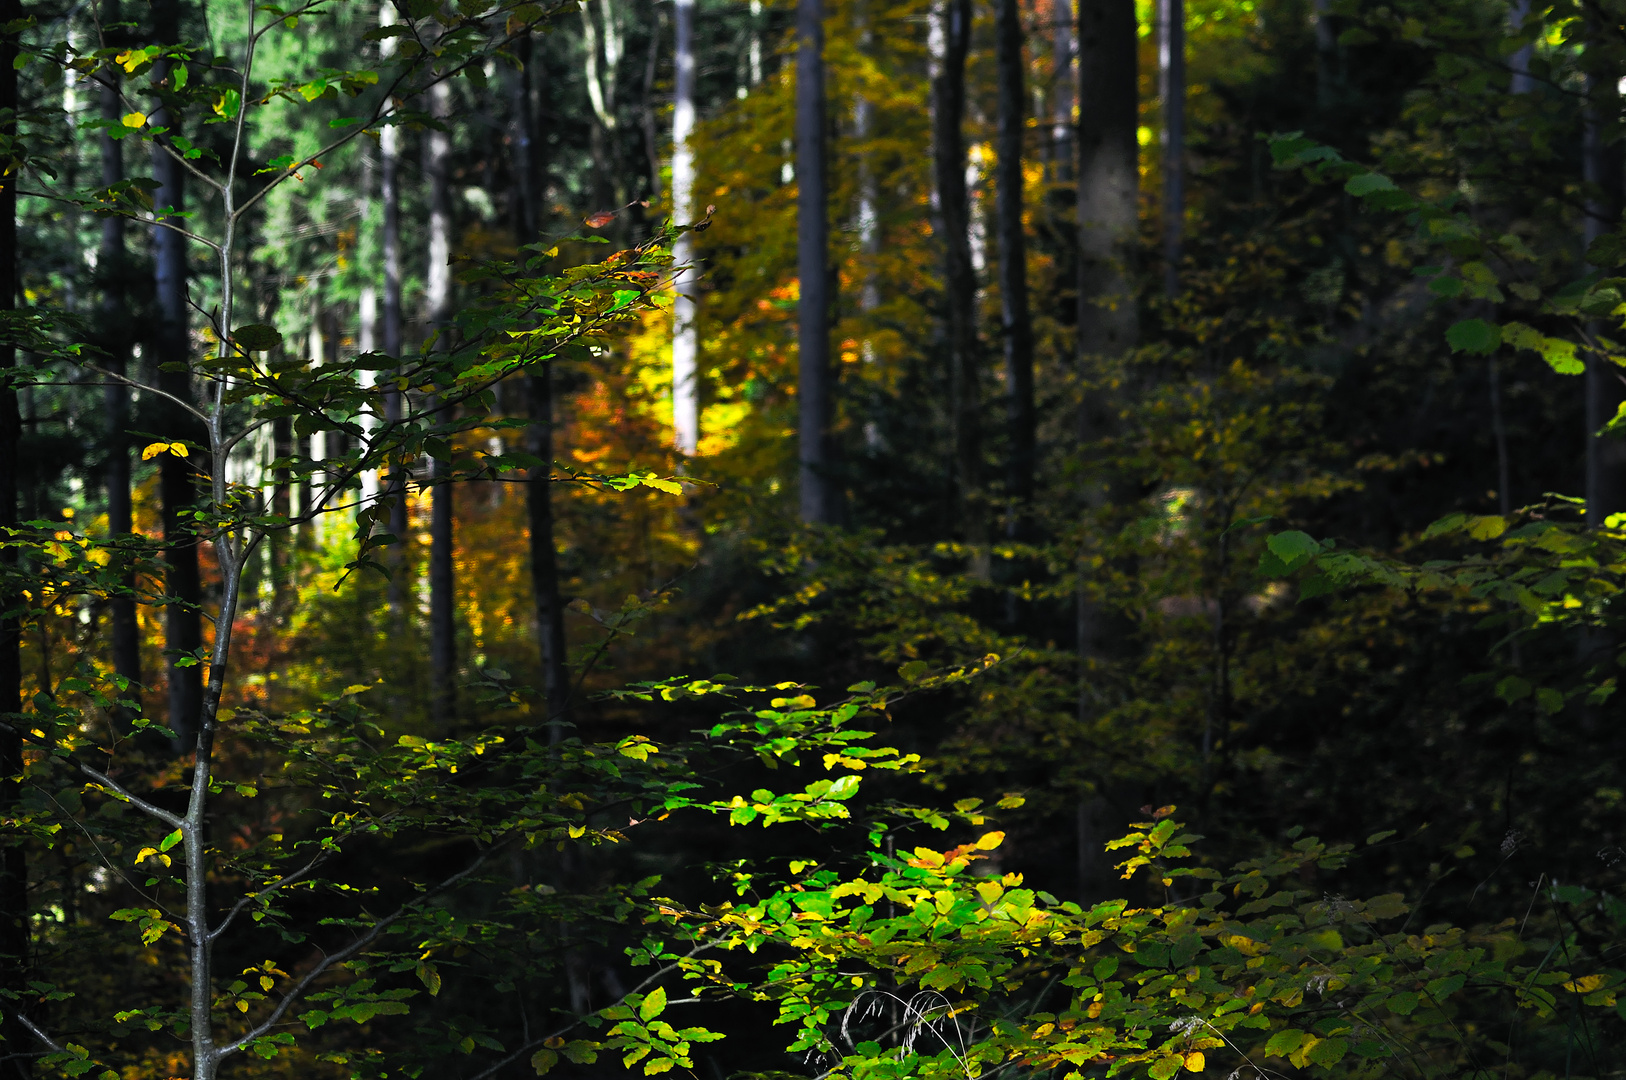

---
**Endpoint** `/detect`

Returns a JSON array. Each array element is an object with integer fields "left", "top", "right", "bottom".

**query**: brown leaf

[{"left": 585, "top": 210, "right": 616, "bottom": 228}]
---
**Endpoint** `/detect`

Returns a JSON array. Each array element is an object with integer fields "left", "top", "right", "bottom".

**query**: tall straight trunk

[
  {"left": 931, "top": 0, "right": 978, "bottom": 535},
  {"left": 1507, "top": 0, "right": 1533, "bottom": 94},
  {"left": 796, "top": 0, "right": 834, "bottom": 523},
  {"left": 995, "top": 0, "right": 1035, "bottom": 521},
  {"left": 1050, "top": 0, "right": 1073, "bottom": 178},
  {"left": 1158, "top": 0, "right": 1183, "bottom": 296},
  {"left": 1313, "top": 0, "right": 1337, "bottom": 110},
  {"left": 512, "top": 34, "right": 570, "bottom": 734},
  {"left": 379, "top": 2, "right": 408, "bottom": 584},
  {"left": 1584, "top": 68, "right": 1626, "bottom": 525},
  {"left": 151, "top": 0, "right": 203, "bottom": 750},
  {"left": 99, "top": 35, "right": 140, "bottom": 714},
  {"left": 1075, "top": 0, "right": 1139, "bottom": 723},
  {"left": 0, "top": 2, "right": 31, "bottom": 1074},
  {"left": 671, "top": 0, "right": 699, "bottom": 454},
  {"left": 426, "top": 77, "right": 456, "bottom": 724}
]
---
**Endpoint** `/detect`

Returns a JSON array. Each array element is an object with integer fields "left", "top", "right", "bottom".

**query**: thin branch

[
  {"left": 77, "top": 762, "right": 185, "bottom": 830},
  {"left": 208, "top": 848, "right": 330, "bottom": 943},
  {"left": 214, "top": 845, "right": 497, "bottom": 1060},
  {"left": 15, "top": 1014, "right": 65, "bottom": 1055}
]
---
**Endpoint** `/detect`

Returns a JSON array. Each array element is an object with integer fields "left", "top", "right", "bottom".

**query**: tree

[
  {"left": 427, "top": 75, "right": 456, "bottom": 723},
  {"left": 994, "top": 0, "right": 1035, "bottom": 523},
  {"left": 670, "top": 0, "right": 698, "bottom": 456},
  {"left": 930, "top": 0, "right": 977, "bottom": 542},
  {"left": 796, "top": 0, "right": 833, "bottom": 523},
  {"left": 1158, "top": 0, "right": 1183, "bottom": 296}
]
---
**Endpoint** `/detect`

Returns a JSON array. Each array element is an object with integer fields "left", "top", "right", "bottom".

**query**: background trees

[{"left": 4, "top": 0, "right": 1626, "bottom": 1077}]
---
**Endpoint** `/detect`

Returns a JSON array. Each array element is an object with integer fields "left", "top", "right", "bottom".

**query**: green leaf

[
  {"left": 232, "top": 324, "right": 283, "bottom": 352},
  {"left": 530, "top": 1049, "right": 558, "bottom": 1075},
  {"left": 1446, "top": 318, "right": 1501, "bottom": 355},
  {"left": 1265, "top": 530, "right": 1321, "bottom": 573},
  {"left": 1265, "top": 1029, "right": 1309, "bottom": 1058},
  {"left": 158, "top": 828, "right": 183, "bottom": 852},
  {"left": 1344, "top": 172, "right": 1396, "bottom": 196},
  {"left": 639, "top": 986, "right": 666, "bottom": 1021}
]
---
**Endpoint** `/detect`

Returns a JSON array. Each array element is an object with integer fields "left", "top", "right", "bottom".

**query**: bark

[
  {"left": 995, "top": 0, "right": 1035, "bottom": 519},
  {"left": 1158, "top": 0, "right": 1183, "bottom": 296},
  {"left": 151, "top": 0, "right": 203, "bottom": 750},
  {"left": 932, "top": 0, "right": 978, "bottom": 535},
  {"left": 1050, "top": 0, "right": 1073, "bottom": 178},
  {"left": 796, "top": 0, "right": 834, "bottom": 523},
  {"left": 1508, "top": 0, "right": 1533, "bottom": 95},
  {"left": 1075, "top": 0, "right": 1139, "bottom": 723},
  {"left": 671, "top": 0, "right": 699, "bottom": 454},
  {"left": 99, "top": 36, "right": 140, "bottom": 716},
  {"left": 1584, "top": 67, "right": 1626, "bottom": 526},
  {"left": 0, "top": 1, "right": 31, "bottom": 1073},
  {"left": 512, "top": 34, "right": 571, "bottom": 735},
  {"left": 380, "top": 2, "right": 408, "bottom": 602},
  {"left": 427, "top": 78, "right": 456, "bottom": 724}
]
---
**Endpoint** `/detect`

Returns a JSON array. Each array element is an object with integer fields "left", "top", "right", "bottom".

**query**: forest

[{"left": 2, "top": 0, "right": 1626, "bottom": 1077}]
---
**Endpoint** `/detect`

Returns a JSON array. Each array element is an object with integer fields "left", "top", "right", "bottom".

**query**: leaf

[
  {"left": 1265, "top": 530, "right": 1321, "bottom": 573},
  {"left": 1184, "top": 1052, "right": 1206, "bottom": 1072},
  {"left": 121, "top": 112, "right": 145, "bottom": 128},
  {"left": 1446, "top": 318, "right": 1501, "bottom": 355},
  {"left": 975, "top": 831, "right": 1005, "bottom": 850},
  {"left": 417, "top": 961, "right": 441, "bottom": 996},
  {"left": 232, "top": 323, "right": 283, "bottom": 351},
  {"left": 530, "top": 1049, "right": 558, "bottom": 1075},
  {"left": 142, "top": 441, "right": 189, "bottom": 460},
  {"left": 1344, "top": 172, "right": 1396, "bottom": 196},
  {"left": 158, "top": 828, "right": 182, "bottom": 852},
  {"left": 898, "top": 660, "right": 929, "bottom": 683},
  {"left": 1264, "top": 1029, "right": 1309, "bottom": 1059},
  {"left": 1149, "top": 1055, "right": 1182, "bottom": 1080},
  {"left": 1306, "top": 1038, "right": 1348, "bottom": 1067},
  {"left": 639, "top": 985, "right": 667, "bottom": 1021},
  {"left": 1365, "top": 829, "right": 1396, "bottom": 845},
  {"left": 585, "top": 210, "right": 616, "bottom": 228}
]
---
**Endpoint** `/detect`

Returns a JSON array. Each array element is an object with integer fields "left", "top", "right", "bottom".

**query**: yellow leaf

[
  {"left": 1184, "top": 1052, "right": 1205, "bottom": 1072},
  {"left": 568, "top": 824, "right": 586, "bottom": 838},
  {"left": 235, "top": 1000, "right": 249, "bottom": 1013},
  {"left": 121, "top": 112, "right": 145, "bottom": 128},
  {"left": 134, "top": 847, "right": 158, "bottom": 864},
  {"left": 975, "top": 831, "right": 1006, "bottom": 850},
  {"left": 141, "top": 441, "right": 188, "bottom": 461},
  {"left": 1565, "top": 974, "right": 1607, "bottom": 993}
]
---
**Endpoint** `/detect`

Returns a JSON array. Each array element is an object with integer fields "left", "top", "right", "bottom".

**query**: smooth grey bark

[
  {"left": 932, "top": 0, "right": 978, "bottom": 535},
  {"left": 796, "top": 0, "right": 834, "bottom": 523},
  {"left": 671, "top": 0, "right": 699, "bottom": 454},
  {"left": 995, "top": 0, "right": 1035, "bottom": 517},
  {"left": 152, "top": 0, "right": 203, "bottom": 750},
  {"left": 1075, "top": 0, "right": 1139, "bottom": 724},
  {"left": 1584, "top": 66, "right": 1626, "bottom": 526},
  {"left": 0, "top": 1, "right": 30, "bottom": 1074},
  {"left": 426, "top": 77, "right": 456, "bottom": 723},
  {"left": 1051, "top": 0, "right": 1073, "bottom": 178},
  {"left": 379, "top": 3, "right": 408, "bottom": 599},
  {"left": 99, "top": 37, "right": 140, "bottom": 715},
  {"left": 512, "top": 33, "right": 571, "bottom": 736},
  {"left": 1158, "top": 0, "right": 1183, "bottom": 296},
  {"left": 1508, "top": 0, "right": 1533, "bottom": 94}
]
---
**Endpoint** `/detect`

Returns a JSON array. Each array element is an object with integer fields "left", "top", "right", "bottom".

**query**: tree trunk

[
  {"left": 931, "top": 0, "right": 978, "bottom": 539},
  {"left": 1158, "top": 0, "right": 1183, "bottom": 296},
  {"left": 796, "top": 0, "right": 834, "bottom": 523},
  {"left": 995, "top": 0, "right": 1035, "bottom": 522},
  {"left": 99, "top": 30, "right": 140, "bottom": 717},
  {"left": 1075, "top": 0, "right": 1139, "bottom": 724},
  {"left": 152, "top": 0, "right": 203, "bottom": 751},
  {"left": 0, "top": 2, "right": 32, "bottom": 1073},
  {"left": 671, "top": 0, "right": 699, "bottom": 455},
  {"left": 379, "top": 2, "right": 408, "bottom": 612},
  {"left": 1584, "top": 67, "right": 1626, "bottom": 526},
  {"left": 427, "top": 77, "right": 456, "bottom": 724},
  {"left": 1507, "top": 0, "right": 1533, "bottom": 95},
  {"left": 1050, "top": 0, "right": 1073, "bottom": 179},
  {"left": 512, "top": 34, "right": 571, "bottom": 736}
]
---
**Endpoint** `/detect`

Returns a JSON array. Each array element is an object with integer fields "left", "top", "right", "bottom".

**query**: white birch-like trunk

[{"left": 671, "top": 0, "right": 699, "bottom": 455}]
